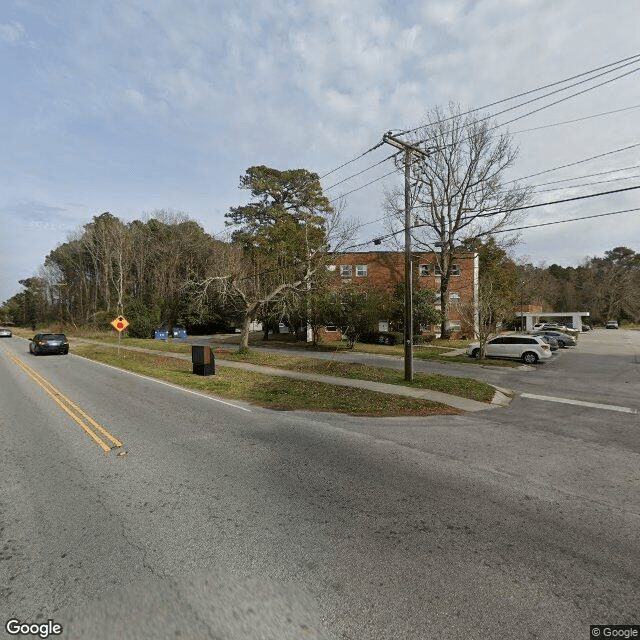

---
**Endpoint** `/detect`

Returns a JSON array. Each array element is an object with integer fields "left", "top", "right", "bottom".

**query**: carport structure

[{"left": 517, "top": 311, "right": 591, "bottom": 331}]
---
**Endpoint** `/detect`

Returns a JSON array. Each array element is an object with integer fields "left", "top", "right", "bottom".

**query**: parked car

[
  {"left": 605, "top": 320, "right": 619, "bottom": 329},
  {"left": 466, "top": 335, "right": 552, "bottom": 364},
  {"left": 29, "top": 333, "right": 69, "bottom": 355},
  {"left": 531, "top": 330, "right": 576, "bottom": 348},
  {"left": 0, "top": 327, "right": 12, "bottom": 338},
  {"left": 540, "top": 322, "right": 568, "bottom": 332},
  {"left": 581, "top": 324, "right": 591, "bottom": 332},
  {"left": 537, "top": 334, "right": 559, "bottom": 351}
]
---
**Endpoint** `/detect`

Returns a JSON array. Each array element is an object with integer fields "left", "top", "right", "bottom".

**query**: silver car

[
  {"left": 467, "top": 335, "right": 552, "bottom": 364},
  {"left": 0, "top": 328, "right": 11, "bottom": 338}
]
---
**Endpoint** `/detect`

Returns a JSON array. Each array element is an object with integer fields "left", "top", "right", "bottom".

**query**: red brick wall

[{"left": 329, "top": 251, "right": 477, "bottom": 339}]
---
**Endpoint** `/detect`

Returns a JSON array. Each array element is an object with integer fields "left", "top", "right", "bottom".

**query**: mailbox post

[{"left": 192, "top": 345, "right": 215, "bottom": 376}]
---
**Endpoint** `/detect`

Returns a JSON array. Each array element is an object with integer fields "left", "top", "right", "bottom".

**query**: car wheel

[
  {"left": 558, "top": 340, "right": 566, "bottom": 348},
  {"left": 522, "top": 351, "right": 538, "bottom": 364},
  {"left": 33, "top": 346, "right": 39, "bottom": 356},
  {"left": 471, "top": 348, "right": 480, "bottom": 359}
]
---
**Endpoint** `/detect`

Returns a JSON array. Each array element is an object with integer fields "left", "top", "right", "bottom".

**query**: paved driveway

[{"left": 230, "top": 329, "right": 640, "bottom": 414}]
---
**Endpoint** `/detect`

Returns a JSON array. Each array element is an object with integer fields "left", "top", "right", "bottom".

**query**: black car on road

[{"left": 29, "top": 333, "right": 69, "bottom": 355}]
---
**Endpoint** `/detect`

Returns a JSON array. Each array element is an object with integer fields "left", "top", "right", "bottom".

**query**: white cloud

[
  {"left": 1, "top": 0, "right": 640, "bottom": 300},
  {"left": 0, "top": 21, "right": 26, "bottom": 45}
]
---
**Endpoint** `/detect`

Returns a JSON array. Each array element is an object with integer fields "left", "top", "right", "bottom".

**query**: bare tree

[{"left": 385, "top": 103, "right": 531, "bottom": 338}]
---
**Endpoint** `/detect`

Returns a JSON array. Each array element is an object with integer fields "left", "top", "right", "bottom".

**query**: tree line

[
  {"left": 519, "top": 246, "right": 640, "bottom": 325},
  {"left": 1, "top": 167, "right": 366, "bottom": 348}
]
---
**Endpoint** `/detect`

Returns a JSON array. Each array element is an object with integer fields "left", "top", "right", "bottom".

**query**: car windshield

[{"left": 40, "top": 334, "right": 66, "bottom": 339}]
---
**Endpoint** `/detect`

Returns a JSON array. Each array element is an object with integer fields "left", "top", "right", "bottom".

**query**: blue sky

[{"left": 2, "top": 0, "right": 640, "bottom": 301}]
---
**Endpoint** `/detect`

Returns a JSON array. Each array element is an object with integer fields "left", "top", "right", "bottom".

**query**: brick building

[{"left": 325, "top": 250, "right": 479, "bottom": 340}]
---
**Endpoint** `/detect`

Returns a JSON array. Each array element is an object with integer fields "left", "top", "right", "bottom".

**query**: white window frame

[
  {"left": 419, "top": 264, "right": 429, "bottom": 277},
  {"left": 450, "top": 264, "right": 461, "bottom": 276},
  {"left": 449, "top": 291, "right": 461, "bottom": 301},
  {"left": 355, "top": 264, "right": 368, "bottom": 277},
  {"left": 340, "top": 265, "right": 353, "bottom": 278}
]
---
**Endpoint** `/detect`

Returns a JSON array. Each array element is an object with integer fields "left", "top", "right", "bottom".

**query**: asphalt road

[{"left": 0, "top": 332, "right": 638, "bottom": 639}]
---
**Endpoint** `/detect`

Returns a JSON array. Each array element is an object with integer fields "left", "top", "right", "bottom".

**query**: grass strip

[
  {"left": 217, "top": 349, "right": 496, "bottom": 403},
  {"left": 72, "top": 345, "right": 460, "bottom": 416},
  {"left": 73, "top": 338, "right": 495, "bottom": 402}
]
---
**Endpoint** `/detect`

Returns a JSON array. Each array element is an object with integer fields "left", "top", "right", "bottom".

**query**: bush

[{"left": 123, "top": 301, "right": 161, "bottom": 338}]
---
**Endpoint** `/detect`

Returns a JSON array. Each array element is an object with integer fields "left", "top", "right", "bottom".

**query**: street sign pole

[{"left": 110, "top": 315, "right": 129, "bottom": 356}]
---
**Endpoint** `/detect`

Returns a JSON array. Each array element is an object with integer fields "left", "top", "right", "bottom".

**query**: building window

[
  {"left": 356, "top": 264, "right": 368, "bottom": 277},
  {"left": 433, "top": 264, "right": 460, "bottom": 276},
  {"left": 340, "top": 265, "right": 352, "bottom": 278},
  {"left": 449, "top": 291, "right": 460, "bottom": 301},
  {"left": 326, "top": 265, "right": 337, "bottom": 272},
  {"left": 419, "top": 264, "right": 429, "bottom": 277},
  {"left": 325, "top": 324, "right": 337, "bottom": 332},
  {"left": 448, "top": 321, "right": 461, "bottom": 332}
]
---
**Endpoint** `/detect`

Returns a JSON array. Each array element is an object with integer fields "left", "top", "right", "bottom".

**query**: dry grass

[{"left": 72, "top": 344, "right": 461, "bottom": 416}]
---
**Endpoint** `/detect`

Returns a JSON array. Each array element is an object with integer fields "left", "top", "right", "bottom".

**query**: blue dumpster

[
  {"left": 154, "top": 328, "right": 169, "bottom": 340},
  {"left": 172, "top": 326, "right": 187, "bottom": 339}
]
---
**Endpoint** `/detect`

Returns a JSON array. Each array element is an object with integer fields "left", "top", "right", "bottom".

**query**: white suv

[{"left": 467, "top": 335, "right": 552, "bottom": 364}]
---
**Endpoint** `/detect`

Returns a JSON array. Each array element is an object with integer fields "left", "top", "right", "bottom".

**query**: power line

[
  {"left": 324, "top": 153, "right": 398, "bottom": 191},
  {"left": 408, "top": 60, "right": 640, "bottom": 152},
  {"left": 328, "top": 168, "right": 398, "bottom": 204},
  {"left": 397, "top": 52, "right": 640, "bottom": 137},
  {"left": 345, "top": 186, "right": 640, "bottom": 250},
  {"left": 328, "top": 105, "right": 640, "bottom": 197},
  {"left": 534, "top": 172, "right": 640, "bottom": 194},
  {"left": 319, "top": 141, "right": 384, "bottom": 180},
  {"left": 461, "top": 184, "right": 640, "bottom": 222},
  {"left": 512, "top": 103, "right": 640, "bottom": 134},
  {"left": 320, "top": 56, "right": 640, "bottom": 204},
  {"left": 347, "top": 205, "right": 640, "bottom": 252},
  {"left": 322, "top": 73, "right": 640, "bottom": 204},
  {"left": 481, "top": 206, "right": 640, "bottom": 236},
  {"left": 532, "top": 164, "right": 640, "bottom": 188},
  {"left": 495, "top": 64, "right": 640, "bottom": 131},
  {"left": 516, "top": 142, "right": 640, "bottom": 183},
  {"left": 322, "top": 60, "right": 640, "bottom": 213},
  {"left": 330, "top": 140, "right": 640, "bottom": 216}
]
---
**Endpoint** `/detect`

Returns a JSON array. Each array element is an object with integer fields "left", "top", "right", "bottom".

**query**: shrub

[{"left": 123, "top": 301, "right": 161, "bottom": 338}]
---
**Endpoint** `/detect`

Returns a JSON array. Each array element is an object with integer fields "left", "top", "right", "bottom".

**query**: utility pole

[{"left": 382, "top": 132, "right": 429, "bottom": 381}]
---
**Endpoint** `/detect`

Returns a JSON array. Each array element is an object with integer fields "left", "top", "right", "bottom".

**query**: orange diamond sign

[{"left": 111, "top": 315, "right": 129, "bottom": 332}]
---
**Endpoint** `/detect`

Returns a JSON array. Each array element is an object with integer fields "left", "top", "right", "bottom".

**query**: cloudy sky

[{"left": 2, "top": 0, "right": 639, "bottom": 301}]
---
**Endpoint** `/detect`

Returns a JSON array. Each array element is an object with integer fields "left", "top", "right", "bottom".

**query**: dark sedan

[
  {"left": 537, "top": 334, "right": 559, "bottom": 351},
  {"left": 531, "top": 330, "right": 576, "bottom": 348},
  {"left": 29, "top": 333, "right": 69, "bottom": 355}
]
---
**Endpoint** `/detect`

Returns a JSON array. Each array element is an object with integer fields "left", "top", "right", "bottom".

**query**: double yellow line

[{"left": 8, "top": 352, "right": 123, "bottom": 454}]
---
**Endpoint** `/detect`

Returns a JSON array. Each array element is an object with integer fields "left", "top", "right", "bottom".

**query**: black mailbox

[{"left": 192, "top": 345, "right": 215, "bottom": 376}]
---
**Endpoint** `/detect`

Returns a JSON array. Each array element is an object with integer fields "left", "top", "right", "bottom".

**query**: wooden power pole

[{"left": 382, "top": 132, "right": 429, "bottom": 381}]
